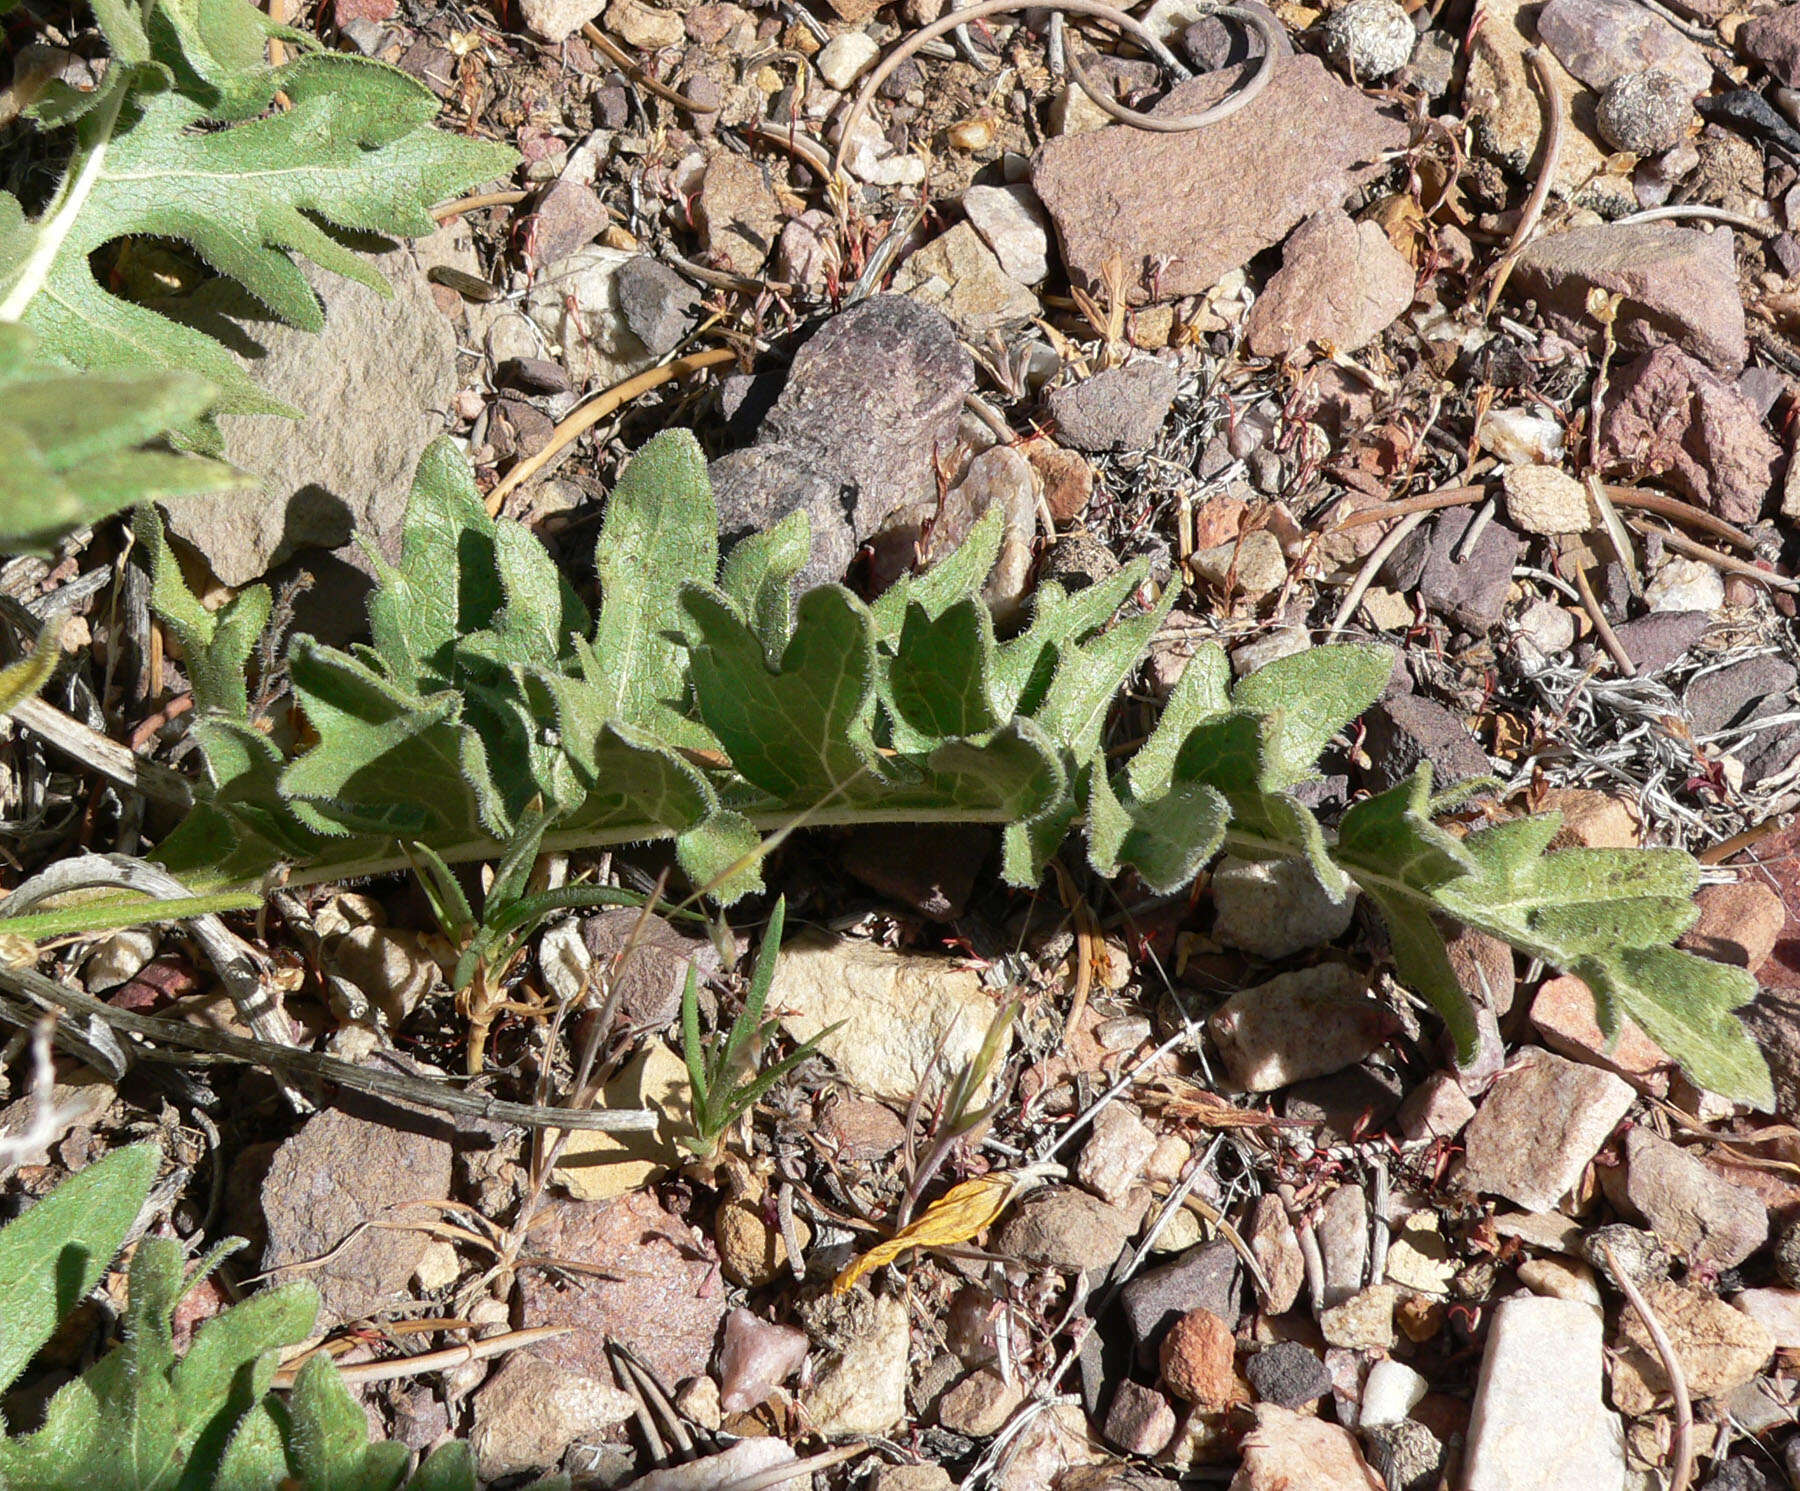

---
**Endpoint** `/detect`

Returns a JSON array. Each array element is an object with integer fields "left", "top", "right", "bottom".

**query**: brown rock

[
  {"left": 938, "top": 1366, "right": 1025, "bottom": 1437},
  {"left": 470, "top": 1355, "right": 635, "bottom": 1483},
  {"left": 1396, "top": 1071, "right": 1478, "bottom": 1141},
  {"left": 1741, "top": 6, "right": 1800, "bottom": 87},
  {"left": 1245, "top": 207, "right": 1415, "bottom": 358},
  {"left": 530, "top": 179, "right": 608, "bottom": 267},
  {"left": 1025, "top": 441, "right": 1094, "bottom": 523},
  {"left": 1610, "top": 1280, "right": 1774, "bottom": 1413},
  {"left": 1531, "top": 974, "right": 1672, "bottom": 1088},
  {"left": 1461, "top": 1048, "right": 1635, "bottom": 1211},
  {"left": 260, "top": 1101, "right": 452, "bottom": 1326},
  {"left": 1597, "top": 346, "right": 1779, "bottom": 524},
  {"left": 1537, "top": 787, "right": 1640, "bottom": 849},
  {"left": 1247, "top": 1195, "right": 1305, "bottom": 1314},
  {"left": 1209, "top": 965, "right": 1391, "bottom": 1093},
  {"left": 1511, "top": 223, "right": 1748, "bottom": 372},
  {"left": 1680, "top": 881, "right": 1786, "bottom": 972},
  {"left": 1620, "top": 1125, "right": 1768, "bottom": 1268},
  {"left": 1537, "top": 0, "right": 1711, "bottom": 95},
  {"left": 716, "top": 1196, "right": 808, "bottom": 1287},
  {"left": 1159, "top": 1307, "right": 1240, "bottom": 1407},
  {"left": 1320, "top": 1284, "right": 1397, "bottom": 1349},
  {"left": 889, "top": 223, "right": 1038, "bottom": 335},
  {"left": 574, "top": 909, "right": 722, "bottom": 1029},
  {"left": 698, "top": 154, "right": 781, "bottom": 276},
  {"left": 517, "top": 1191, "right": 728, "bottom": 1388},
  {"left": 1229, "top": 1404, "right": 1384, "bottom": 1491},
  {"left": 994, "top": 1186, "right": 1142, "bottom": 1273},
  {"left": 1103, "top": 1381, "right": 1178, "bottom": 1456},
  {"left": 1032, "top": 54, "right": 1405, "bottom": 301}
]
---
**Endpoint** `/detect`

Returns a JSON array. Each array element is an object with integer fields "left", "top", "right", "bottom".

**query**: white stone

[
  {"left": 413, "top": 1239, "right": 462, "bottom": 1292},
  {"left": 1479, "top": 409, "right": 1566, "bottom": 465},
  {"left": 1515, "top": 597, "right": 1575, "bottom": 663},
  {"left": 1211, "top": 854, "right": 1357, "bottom": 960},
  {"left": 1077, "top": 1102, "right": 1160, "bottom": 1204},
  {"left": 806, "top": 1294, "right": 911, "bottom": 1436},
  {"left": 519, "top": 0, "right": 604, "bottom": 40},
  {"left": 1645, "top": 555, "right": 1725, "bottom": 614},
  {"left": 815, "top": 30, "right": 879, "bottom": 89},
  {"left": 82, "top": 928, "right": 157, "bottom": 992},
  {"left": 773, "top": 931, "right": 1010, "bottom": 1103},
  {"left": 606, "top": 0, "right": 684, "bottom": 47},
  {"left": 1230, "top": 625, "right": 1311, "bottom": 677},
  {"left": 524, "top": 245, "right": 656, "bottom": 389},
  {"left": 1731, "top": 1288, "right": 1800, "bottom": 1348},
  {"left": 963, "top": 184, "right": 1052, "bottom": 285},
  {"left": 1517, "top": 1256, "right": 1602, "bottom": 1308},
  {"left": 1463, "top": 1297, "right": 1624, "bottom": 1491},
  {"left": 1358, "top": 1358, "right": 1428, "bottom": 1428}
]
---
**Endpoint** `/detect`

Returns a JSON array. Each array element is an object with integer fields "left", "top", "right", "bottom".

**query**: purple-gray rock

[
  {"left": 708, "top": 296, "right": 973, "bottom": 589},
  {"left": 1602, "top": 610, "right": 1711, "bottom": 676},
  {"left": 1381, "top": 505, "right": 1523, "bottom": 633},
  {"left": 1361, "top": 693, "right": 1492, "bottom": 794},
  {"left": 1046, "top": 360, "right": 1179, "bottom": 453},
  {"left": 531, "top": 179, "right": 609, "bottom": 266},
  {"left": 1246, "top": 1341, "right": 1332, "bottom": 1408},
  {"left": 1743, "top": 6, "right": 1800, "bottom": 88},
  {"left": 1120, "top": 1240, "right": 1245, "bottom": 1359},
  {"left": 1537, "top": 0, "right": 1711, "bottom": 97},
  {"left": 1102, "top": 1381, "right": 1177, "bottom": 1457},
  {"left": 1684, "top": 655, "right": 1797, "bottom": 736}
]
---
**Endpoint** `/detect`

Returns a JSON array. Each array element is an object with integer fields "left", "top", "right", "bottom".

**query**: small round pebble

[
  {"left": 1502, "top": 463, "right": 1591, "bottom": 535},
  {"left": 1596, "top": 69, "right": 1692, "bottom": 156},
  {"left": 1321, "top": 0, "right": 1417, "bottom": 80},
  {"left": 815, "top": 30, "right": 879, "bottom": 90},
  {"left": 1244, "top": 1341, "right": 1331, "bottom": 1408}
]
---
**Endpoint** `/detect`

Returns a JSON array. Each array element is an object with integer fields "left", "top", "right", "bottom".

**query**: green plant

[
  {"left": 0, "top": 0, "right": 515, "bottom": 448},
  {"left": 679, "top": 897, "right": 834, "bottom": 1161},
  {"left": 0, "top": 1144, "right": 564, "bottom": 1490}
]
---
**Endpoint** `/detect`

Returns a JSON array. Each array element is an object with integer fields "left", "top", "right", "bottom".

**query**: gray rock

[
  {"left": 1774, "top": 1214, "right": 1800, "bottom": 1288},
  {"left": 1246, "top": 1341, "right": 1331, "bottom": 1408},
  {"left": 1320, "top": 0, "right": 1417, "bottom": 80},
  {"left": 1317, "top": 1182, "right": 1369, "bottom": 1308},
  {"left": 166, "top": 229, "right": 468, "bottom": 587},
  {"left": 963, "top": 184, "right": 1052, "bottom": 285},
  {"left": 994, "top": 1186, "right": 1140, "bottom": 1273},
  {"left": 1046, "top": 360, "right": 1179, "bottom": 453},
  {"left": 530, "top": 179, "right": 608, "bottom": 266},
  {"left": 616, "top": 256, "right": 700, "bottom": 356},
  {"left": 1703, "top": 1462, "right": 1776, "bottom": 1491},
  {"left": 1620, "top": 1125, "right": 1768, "bottom": 1267},
  {"left": 1381, "top": 505, "right": 1523, "bottom": 632},
  {"left": 1040, "top": 530, "right": 1122, "bottom": 592},
  {"left": 1210, "top": 855, "right": 1357, "bottom": 959},
  {"left": 1362, "top": 692, "right": 1492, "bottom": 794},
  {"left": 1121, "top": 1240, "right": 1245, "bottom": 1355},
  {"left": 470, "top": 1355, "right": 635, "bottom": 1483},
  {"left": 1685, "top": 655, "right": 1798, "bottom": 736},
  {"left": 1597, "top": 68, "right": 1693, "bottom": 154},
  {"left": 562, "top": 908, "right": 722, "bottom": 1028},
  {"left": 1538, "top": 0, "right": 1711, "bottom": 96},
  {"left": 1102, "top": 1381, "right": 1176, "bottom": 1457},
  {"left": 713, "top": 296, "right": 971, "bottom": 590},
  {"left": 1461, "top": 1048, "right": 1635, "bottom": 1211},
  {"left": 260, "top": 1099, "right": 453, "bottom": 1325},
  {"left": 1362, "top": 1420, "right": 1446, "bottom": 1491}
]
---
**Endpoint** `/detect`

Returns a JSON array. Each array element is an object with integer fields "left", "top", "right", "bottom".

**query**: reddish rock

[
  {"left": 1103, "top": 1381, "right": 1177, "bottom": 1456},
  {"left": 1510, "top": 223, "right": 1748, "bottom": 372},
  {"left": 1596, "top": 347, "right": 1779, "bottom": 524},
  {"left": 1531, "top": 974, "right": 1672, "bottom": 1089},
  {"left": 1245, "top": 207, "right": 1415, "bottom": 359},
  {"left": 1537, "top": 0, "right": 1711, "bottom": 95},
  {"left": 1680, "top": 881, "right": 1787, "bottom": 973},
  {"left": 1025, "top": 442, "right": 1094, "bottom": 523},
  {"left": 527, "top": 179, "right": 607, "bottom": 267},
  {"left": 1743, "top": 6, "right": 1800, "bottom": 88},
  {"left": 1158, "top": 1307, "right": 1240, "bottom": 1407},
  {"left": 518, "top": 1191, "right": 728, "bottom": 1388},
  {"left": 333, "top": 0, "right": 396, "bottom": 22},
  {"left": 1032, "top": 54, "right": 1405, "bottom": 301}
]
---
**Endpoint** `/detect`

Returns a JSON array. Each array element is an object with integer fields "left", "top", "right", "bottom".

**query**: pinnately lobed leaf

[{"left": 114, "top": 429, "right": 1774, "bottom": 1106}]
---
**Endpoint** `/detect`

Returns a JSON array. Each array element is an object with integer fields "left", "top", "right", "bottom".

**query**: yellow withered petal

[{"left": 833, "top": 1172, "right": 1028, "bottom": 1295}]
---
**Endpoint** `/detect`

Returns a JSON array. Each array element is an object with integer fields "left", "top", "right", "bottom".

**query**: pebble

[
  {"left": 1530, "top": 973, "right": 1671, "bottom": 1086},
  {"left": 1077, "top": 1102, "right": 1160, "bottom": 1204},
  {"left": 1597, "top": 68, "right": 1693, "bottom": 154},
  {"left": 1320, "top": 0, "right": 1417, "bottom": 80},
  {"left": 698, "top": 154, "right": 781, "bottom": 277},
  {"left": 1461, "top": 1048, "right": 1635, "bottom": 1212},
  {"left": 615, "top": 256, "right": 700, "bottom": 358},
  {"left": 716, "top": 1195, "right": 809, "bottom": 1287},
  {"left": 937, "top": 1366, "right": 1024, "bottom": 1437},
  {"left": 1515, "top": 597, "right": 1576, "bottom": 662},
  {"left": 1516, "top": 1255, "right": 1603, "bottom": 1307},
  {"left": 1248, "top": 1195, "right": 1306, "bottom": 1314},
  {"left": 1610, "top": 1280, "right": 1774, "bottom": 1413},
  {"left": 1502, "top": 463, "right": 1592, "bottom": 535},
  {"left": 891, "top": 223, "right": 1038, "bottom": 335},
  {"left": 519, "top": 0, "right": 604, "bottom": 39},
  {"left": 1235, "top": 1404, "right": 1386, "bottom": 1491},
  {"left": 872, "top": 1470, "right": 955, "bottom": 1491},
  {"left": 1122, "top": 1240, "right": 1245, "bottom": 1360},
  {"left": 1026, "top": 442, "right": 1094, "bottom": 523},
  {"left": 1190, "top": 530, "right": 1289, "bottom": 599},
  {"left": 1463, "top": 1296, "right": 1625, "bottom": 1491},
  {"left": 1361, "top": 693, "right": 1492, "bottom": 795},
  {"left": 1538, "top": 0, "right": 1710, "bottom": 95},
  {"left": 1158, "top": 1307, "right": 1240, "bottom": 1407},
  {"left": 1644, "top": 555, "right": 1724, "bottom": 613},
  {"left": 1358, "top": 1358, "right": 1428, "bottom": 1428},
  {"left": 1679, "top": 881, "right": 1786, "bottom": 972},
  {"left": 1479, "top": 407, "right": 1568, "bottom": 465},
  {"left": 1208, "top": 965, "right": 1391, "bottom": 1093},
  {"left": 1320, "top": 1285, "right": 1397, "bottom": 1350},
  {"left": 606, "top": 0, "right": 684, "bottom": 47},
  {"left": 1605, "top": 609, "right": 1712, "bottom": 677},
  {"left": 815, "top": 30, "right": 878, "bottom": 89},
  {"left": 1395, "top": 1070, "right": 1477, "bottom": 1140},
  {"left": 1363, "top": 1419, "right": 1445, "bottom": 1491},
  {"left": 990, "top": 1404, "right": 1106, "bottom": 1491},
  {"left": 804, "top": 1292, "right": 912, "bottom": 1436},
  {"left": 1102, "top": 1380, "right": 1177, "bottom": 1456},
  {"left": 718, "top": 1307, "right": 810, "bottom": 1413},
  {"left": 1775, "top": 1214, "right": 1800, "bottom": 1288},
  {"left": 1743, "top": 6, "right": 1800, "bottom": 89},
  {"left": 771, "top": 929, "right": 1010, "bottom": 1104},
  {"left": 1384, "top": 1213, "right": 1457, "bottom": 1295},
  {"left": 994, "top": 1186, "right": 1141, "bottom": 1274},
  {"left": 551, "top": 1039, "right": 690, "bottom": 1201},
  {"left": 1246, "top": 1341, "right": 1332, "bottom": 1408},
  {"left": 963, "top": 184, "right": 1052, "bottom": 286},
  {"left": 1620, "top": 1125, "right": 1768, "bottom": 1267},
  {"left": 1317, "top": 1183, "right": 1370, "bottom": 1309},
  {"left": 1380, "top": 505, "right": 1523, "bottom": 633},
  {"left": 523, "top": 245, "right": 658, "bottom": 389},
  {"left": 1243, "top": 206, "right": 1416, "bottom": 358},
  {"left": 1210, "top": 854, "right": 1357, "bottom": 959},
  {"left": 1046, "top": 360, "right": 1179, "bottom": 453},
  {"left": 470, "top": 1355, "right": 635, "bottom": 1483},
  {"left": 1729, "top": 1288, "right": 1800, "bottom": 1348}
]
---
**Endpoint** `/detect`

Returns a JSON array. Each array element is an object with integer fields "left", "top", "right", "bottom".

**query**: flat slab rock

[
  {"left": 1510, "top": 222, "right": 1748, "bottom": 373},
  {"left": 1032, "top": 53, "right": 1405, "bottom": 300},
  {"left": 1460, "top": 1047, "right": 1635, "bottom": 1211},
  {"left": 1243, "top": 206, "right": 1415, "bottom": 359}
]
